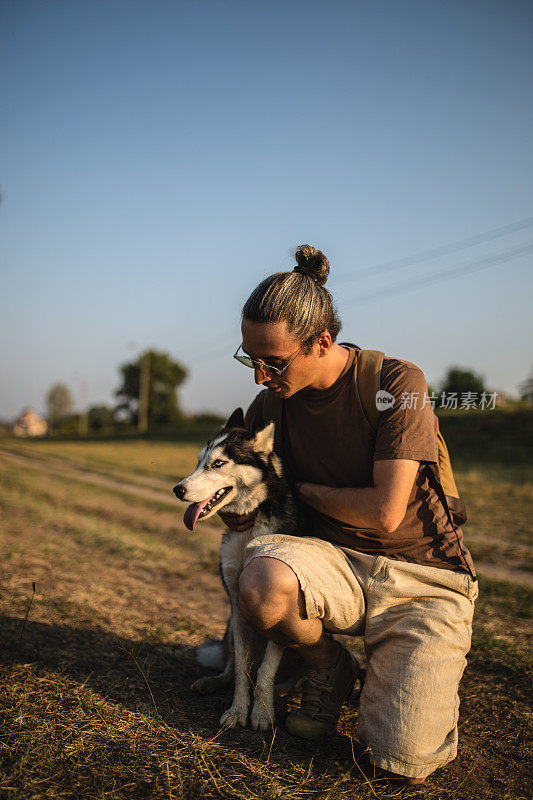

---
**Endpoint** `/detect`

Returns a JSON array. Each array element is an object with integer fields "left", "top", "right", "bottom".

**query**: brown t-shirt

[{"left": 244, "top": 346, "right": 476, "bottom": 576}]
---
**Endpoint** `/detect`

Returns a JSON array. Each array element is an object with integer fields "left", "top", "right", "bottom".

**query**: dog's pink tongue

[{"left": 183, "top": 497, "right": 211, "bottom": 532}]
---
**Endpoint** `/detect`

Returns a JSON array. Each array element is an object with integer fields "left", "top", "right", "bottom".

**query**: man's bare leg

[{"left": 238, "top": 555, "right": 340, "bottom": 668}]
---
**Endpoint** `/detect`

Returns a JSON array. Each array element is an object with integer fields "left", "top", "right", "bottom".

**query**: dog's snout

[{"left": 173, "top": 483, "right": 186, "bottom": 500}]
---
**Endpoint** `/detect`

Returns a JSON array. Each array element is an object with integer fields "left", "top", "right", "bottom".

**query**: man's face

[{"left": 241, "top": 319, "right": 321, "bottom": 399}]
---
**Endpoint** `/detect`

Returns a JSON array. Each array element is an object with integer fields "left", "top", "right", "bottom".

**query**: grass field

[{"left": 0, "top": 436, "right": 531, "bottom": 798}]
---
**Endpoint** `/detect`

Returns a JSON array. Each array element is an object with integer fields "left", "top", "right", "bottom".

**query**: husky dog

[{"left": 173, "top": 407, "right": 300, "bottom": 731}]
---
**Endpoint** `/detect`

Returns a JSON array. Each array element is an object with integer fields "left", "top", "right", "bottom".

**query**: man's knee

[{"left": 238, "top": 556, "right": 299, "bottom": 630}]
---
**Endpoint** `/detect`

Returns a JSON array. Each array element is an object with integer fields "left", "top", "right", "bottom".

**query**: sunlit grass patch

[
  {"left": 0, "top": 437, "right": 201, "bottom": 482},
  {"left": 0, "top": 462, "right": 218, "bottom": 561},
  {"left": 454, "top": 464, "right": 532, "bottom": 547},
  {"left": 470, "top": 625, "right": 532, "bottom": 679},
  {"left": 0, "top": 458, "right": 224, "bottom": 647}
]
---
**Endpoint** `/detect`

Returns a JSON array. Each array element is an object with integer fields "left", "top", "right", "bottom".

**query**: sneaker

[{"left": 285, "top": 643, "right": 360, "bottom": 740}]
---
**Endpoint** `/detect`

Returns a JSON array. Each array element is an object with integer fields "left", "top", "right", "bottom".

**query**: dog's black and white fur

[{"left": 173, "top": 407, "right": 300, "bottom": 730}]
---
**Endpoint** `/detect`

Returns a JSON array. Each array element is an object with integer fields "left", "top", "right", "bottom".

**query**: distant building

[{"left": 13, "top": 408, "right": 47, "bottom": 437}]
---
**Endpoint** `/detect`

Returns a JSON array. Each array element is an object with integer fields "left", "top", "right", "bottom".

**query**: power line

[
  {"left": 341, "top": 241, "right": 533, "bottom": 308},
  {"left": 187, "top": 234, "right": 533, "bottom": 363},
  {"left": 333, "top": 215, "right": 533, "bottom": 286}
]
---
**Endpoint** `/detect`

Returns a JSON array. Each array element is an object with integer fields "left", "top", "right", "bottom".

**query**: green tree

[
  {"left": 519, "top": 364, "right": 533, "bottom": 405},
  {"left": 115, "top": 349, "right": 188, "bottom": 427},
  {"left": 88, "top": 405, "right": 116, "bottom": 432},
  {"left": 440, "top": 366, "right": 487, "bottom": 396},
  {"left": 46, "top": 383, "right": 73, "bottom": 429}
]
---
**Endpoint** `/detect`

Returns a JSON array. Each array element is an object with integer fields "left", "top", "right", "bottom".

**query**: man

[{"left": 220, "top": 245, "right": 477, "bottom": 785}]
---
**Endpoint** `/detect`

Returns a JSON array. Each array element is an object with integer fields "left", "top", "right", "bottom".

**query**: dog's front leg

[
  {"left": 219, "top": 605, "right": 251, "bottom": 729},
  {"left": 250, "top": 640, "right": 284, "bottom": 731}
]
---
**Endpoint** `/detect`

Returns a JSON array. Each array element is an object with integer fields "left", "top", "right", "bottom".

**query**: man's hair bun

[
  {"left": 242, "top": 243, "right": 342, "bottom": 345},
  {"left": 293, "top": 244, "right": 330, "bottom": 287}
]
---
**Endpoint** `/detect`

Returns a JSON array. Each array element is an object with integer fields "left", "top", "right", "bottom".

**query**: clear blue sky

[{"left": 1, "top": 0, "right": 532, "bottom": 420}]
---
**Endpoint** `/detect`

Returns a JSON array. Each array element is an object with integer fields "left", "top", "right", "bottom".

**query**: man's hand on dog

[{"left": 218, "top": 508, "right": 259, "bottom": 531}]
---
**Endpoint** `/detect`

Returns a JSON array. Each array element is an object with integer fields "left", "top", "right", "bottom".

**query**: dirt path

[
  {"left": 467, "top": 560, "right": 533, "bottom": 587},
  {"left": 2, "top": 446, "right": 531, "bottom": 587},
  {"left": 0, "top": 446, "right": 180, "bottom": 508}
]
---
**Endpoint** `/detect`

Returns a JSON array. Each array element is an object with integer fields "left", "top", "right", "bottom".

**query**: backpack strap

[
  {"left": 435, "top": 429, "right": 464, "bottom": 518},
  {"left": 356, "top": 349, "right": 384, "bottom": 429},
  {"left": 422, "top": 463, "right": 463, "bottom": 530},
  {"left": 422, "top": 462, "right": 475, "bottom": 580},
  {"left": 338, "top": 343, "right": 384, "bottom": 427}
]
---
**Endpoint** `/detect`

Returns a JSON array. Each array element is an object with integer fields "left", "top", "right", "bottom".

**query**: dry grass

[
  {"left": 456, "top": 463, "right": 532, "bottom": 546},
  {"left": 2, "top": 663, "right": 340, "bottom": 800},
  {"left": 0, "top": 437, "right": 200, "bottom": 483},
  {"left": 0, "top": 441, "right": 532, "bottom": 799}
]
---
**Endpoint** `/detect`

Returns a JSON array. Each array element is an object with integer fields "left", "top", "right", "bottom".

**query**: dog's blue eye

[{"left": 212, "top": 460, "right": 226, "bottom": 469}]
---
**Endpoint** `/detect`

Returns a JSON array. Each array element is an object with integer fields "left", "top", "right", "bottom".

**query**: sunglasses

[{"left": 233, "top": 332, "right": 324, "bottom": 377}]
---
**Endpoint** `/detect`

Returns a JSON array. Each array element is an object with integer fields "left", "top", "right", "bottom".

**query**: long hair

[{"left": 241, "top": 244, "right": 342, "bottom": 352}]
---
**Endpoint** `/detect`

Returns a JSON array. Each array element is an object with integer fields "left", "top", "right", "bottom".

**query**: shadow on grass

[
  {"left": 0, "top": 615, "right": 371, "bottom": 777},
  {"left": 1, "top": 613, "right": 532, "bottom": 798}
]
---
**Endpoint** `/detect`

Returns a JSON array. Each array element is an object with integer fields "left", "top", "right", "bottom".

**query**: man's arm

[{"left": 296, "top": 458, "right": 420, "bottom": 534}]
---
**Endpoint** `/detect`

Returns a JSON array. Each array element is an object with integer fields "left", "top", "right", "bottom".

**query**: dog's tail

[
  {"left": 196, "top": 639, "right": 226, "bottom": 670},
  {"left": 196, "top": 618, "right": 230, "bottom": 671}
]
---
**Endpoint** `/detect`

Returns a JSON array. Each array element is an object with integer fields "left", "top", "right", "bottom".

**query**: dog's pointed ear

[
  {"left": 223, "top": 407, "right": 245, "bottom": 431},
  {"left": 252, "top": 421, "right": 275, "bottom": 454}
]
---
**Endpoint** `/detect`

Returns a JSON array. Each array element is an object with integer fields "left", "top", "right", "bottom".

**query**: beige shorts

[{"left": 243, "top": 533, "right": 478, "bottom": 780}]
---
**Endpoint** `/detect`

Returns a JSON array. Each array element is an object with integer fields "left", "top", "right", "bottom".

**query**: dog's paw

[
  {"left": 250, "top": 699, "right": 275, "bottom": 732},
  {"left": 191, "top": 676, "right": 218, "bottom": 693},
  {"left": 219, "top": 704, "right": 248, "bottom": 729}
]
